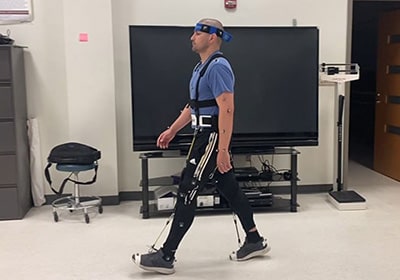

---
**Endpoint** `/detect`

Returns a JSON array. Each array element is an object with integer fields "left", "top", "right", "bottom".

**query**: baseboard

[{"left": 119, "top": 191, "right": 142, "bottom": 201}]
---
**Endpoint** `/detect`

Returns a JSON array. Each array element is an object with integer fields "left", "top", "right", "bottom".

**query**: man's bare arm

[{"left": 215, "top": 92, "right": 234, "bottom": 173}]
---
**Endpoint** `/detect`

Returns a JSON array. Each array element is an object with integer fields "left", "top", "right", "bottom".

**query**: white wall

[
  {"left": 0, "top": 0, "right": 350, "bottom": 197},
  {"left": 1, "top": 0, "right": 119, "bottom": 196}
]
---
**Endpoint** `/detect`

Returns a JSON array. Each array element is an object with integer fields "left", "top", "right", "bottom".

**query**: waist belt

[{"left": 191, "top": 115, "right": 218, "bottom": 128}]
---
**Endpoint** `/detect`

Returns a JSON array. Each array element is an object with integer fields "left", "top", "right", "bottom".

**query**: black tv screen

[{"left": 130, "top": 25, "right": 319, "bottom": 153}]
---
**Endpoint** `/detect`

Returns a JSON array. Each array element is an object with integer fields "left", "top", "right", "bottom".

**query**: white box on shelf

[
  {"left": 157, "top": 197, "right": 176, "bottom": 211},
  {"left": 197, "top": 195, "right": 214, "bottom": 207}
]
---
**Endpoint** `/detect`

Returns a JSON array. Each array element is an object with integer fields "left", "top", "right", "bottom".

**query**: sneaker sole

[
  {"left": 229, "top": 245, "right": 271, "bottom": 262},
  {"left": 132, "top": 253, "right": 175, "bottom": 275}
]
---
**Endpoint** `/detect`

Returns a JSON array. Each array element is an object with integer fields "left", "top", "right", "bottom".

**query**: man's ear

[{"left": 209, "top": 33, "right": 217, "bottom": 42}]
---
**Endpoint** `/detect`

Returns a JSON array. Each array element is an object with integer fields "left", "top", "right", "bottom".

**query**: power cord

[{"left": 257, "top": 155, "right": 292, "bottom": 181}]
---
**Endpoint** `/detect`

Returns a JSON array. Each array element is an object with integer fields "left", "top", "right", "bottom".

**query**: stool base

[{"left": 52, "top": 195, "right": 103, "bottom": 224}]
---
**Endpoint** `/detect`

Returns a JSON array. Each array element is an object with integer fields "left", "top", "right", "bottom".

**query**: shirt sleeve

[{"left": 207, "top": 62, "right": 235, "bottom": 98}]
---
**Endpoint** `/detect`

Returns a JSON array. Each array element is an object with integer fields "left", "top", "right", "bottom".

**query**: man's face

[{"left": 190, "top": 30, "right": 212, "bottom": 53}]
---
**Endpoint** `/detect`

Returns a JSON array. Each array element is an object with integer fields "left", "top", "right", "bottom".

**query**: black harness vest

[{"left": 189, "top": 53, "right": 226, "bottom": 127}]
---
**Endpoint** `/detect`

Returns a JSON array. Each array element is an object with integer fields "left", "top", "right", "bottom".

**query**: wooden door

[{"left": 374, "top": 9, "right": 400, "bottom": 180}]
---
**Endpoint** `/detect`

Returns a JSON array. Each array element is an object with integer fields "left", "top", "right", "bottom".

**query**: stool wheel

[
  {"left": 85, "top": 213, "right": 90, "bottom": 224},
  {"left": 99, "top": 205, "right": 103, "bottom": 214}
]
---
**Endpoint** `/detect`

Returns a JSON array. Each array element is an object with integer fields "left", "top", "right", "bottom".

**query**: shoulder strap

[
  {"left": 45, "top": 163, "right": 60, "bottom": 195},
  {"left": 199, "top": 53, "right": 225, "bottom": 77}
]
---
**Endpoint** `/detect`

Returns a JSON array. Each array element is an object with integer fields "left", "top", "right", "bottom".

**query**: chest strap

[{"left": 189, "top": 99, "right": 217, "bottom": 108}]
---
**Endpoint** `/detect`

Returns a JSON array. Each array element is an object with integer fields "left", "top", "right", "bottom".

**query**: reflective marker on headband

[{"left": 194, "top": 23, "right": 233, "bottom": 42}]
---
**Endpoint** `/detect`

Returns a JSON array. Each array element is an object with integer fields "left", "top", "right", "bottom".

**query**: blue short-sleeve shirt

[{"left": 189, "top": 52, "right": 235, "bottom": 116}]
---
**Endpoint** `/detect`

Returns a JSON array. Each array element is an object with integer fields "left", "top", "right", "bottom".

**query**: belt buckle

[
  {"left": 199, "top": 115, "right": 212, "bottom": 128},
  {"left": 191, "top": 115, "right": 212, "bottom": 128}
]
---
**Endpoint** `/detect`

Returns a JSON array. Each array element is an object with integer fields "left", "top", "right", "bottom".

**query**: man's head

[{"left": 191, "top": 18, "right": 231, "bottom": 55}]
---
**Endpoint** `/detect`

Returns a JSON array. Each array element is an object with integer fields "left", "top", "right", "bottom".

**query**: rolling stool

[{"left": 51, "top": 163, "right": 103, "bottom": 224}]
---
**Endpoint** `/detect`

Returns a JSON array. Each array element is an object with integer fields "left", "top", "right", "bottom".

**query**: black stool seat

[{"left": 56, "top": 163, "right": 97, "bottom": 172}]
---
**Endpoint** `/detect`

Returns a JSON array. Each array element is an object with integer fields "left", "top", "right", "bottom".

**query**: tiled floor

[{"left": 1, "top": 161, "right": 400, "bottom": 280}]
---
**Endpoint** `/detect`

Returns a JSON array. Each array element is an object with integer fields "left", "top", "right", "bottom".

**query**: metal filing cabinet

[{"left": 0, "top": 46, "right": 31, "bottom": 219}]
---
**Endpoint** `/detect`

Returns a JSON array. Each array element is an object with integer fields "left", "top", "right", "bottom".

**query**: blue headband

[{"left": 194, "top": 23, "right": 232, "bottom": 42}]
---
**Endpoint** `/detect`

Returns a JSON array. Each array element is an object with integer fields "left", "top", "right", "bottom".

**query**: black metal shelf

[
  {"left": 139, "top": 147, "right": 300, "bottom": 219},
  {"left": 140, "top": 196, "right": 297, "bottom": 218}
]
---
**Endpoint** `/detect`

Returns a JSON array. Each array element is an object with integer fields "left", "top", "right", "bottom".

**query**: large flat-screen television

[{"left": 130, "top": 25, "right": 319, "bottom": 153}]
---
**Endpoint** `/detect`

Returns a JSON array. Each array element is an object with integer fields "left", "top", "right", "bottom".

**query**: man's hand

[
  {"left": 156, "top": 105, "right": 191, "bottom": 149},
  {"left": 217, "top": 150, "right": 232, "bottom": 173},
  {"left": 157, "top": 128, "right": 176, "bottom": 149}
]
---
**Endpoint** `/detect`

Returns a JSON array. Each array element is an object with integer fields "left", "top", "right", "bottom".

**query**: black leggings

[{"left": 162, "top": 130, "right": 256, "bottom": 255}]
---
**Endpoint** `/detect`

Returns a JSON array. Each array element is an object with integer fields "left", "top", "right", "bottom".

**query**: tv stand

[{"left": 139, "top": 147, "right": 299, "bottom": 219}]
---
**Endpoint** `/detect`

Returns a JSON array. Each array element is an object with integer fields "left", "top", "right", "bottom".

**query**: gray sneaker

[
  {"left": 132, "top": 249, "right": 175, "bottom": 274},
  {"left": 229, "top": 237, "right": 271, "bottom": 261}
]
